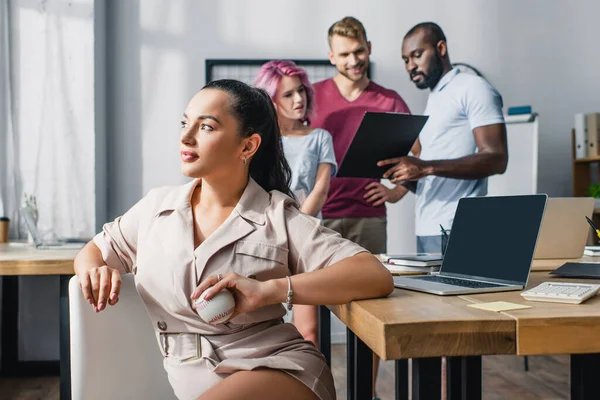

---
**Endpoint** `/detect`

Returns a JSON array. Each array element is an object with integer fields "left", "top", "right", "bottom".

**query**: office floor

[{"left": 0, "top": 346, "right": 569, "bottom": 400}]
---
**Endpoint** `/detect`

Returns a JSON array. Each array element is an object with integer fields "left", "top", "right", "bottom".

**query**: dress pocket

[{"left": 233, "top": 241, "right": 289, "bottom": 281}]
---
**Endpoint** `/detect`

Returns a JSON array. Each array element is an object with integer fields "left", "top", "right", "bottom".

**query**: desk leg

[
  {"left": 0, "top": 276, "right": 19, "bottom": 375},
  {"left": 346, "top": 328, "right": 355, "bottom": 400},
  {"left": 353, "top": 332, "right": 372, "bottom": 400},
  {"left": 571, "top": 353, "right": 600, "bottom": 400},
  {"left": 1, "top": 276, "right": 60, "bottom": 376},
  {"left": 59, "top": 275, "right": 72, "bottom": 400},
  {"left": 394, "top": 360, "right": 409, "bottom": 400},
  {"left": 318, "top": 305, "right": 331, "bottom": 366},
  {"left": 447, "top": 356, "right": 482, "bottom": 400},
  {"left": 412, "top": 357, "right": 442, "bottom": 400}
]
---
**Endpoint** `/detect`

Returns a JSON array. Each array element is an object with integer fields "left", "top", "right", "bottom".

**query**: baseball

[{"left": 194, "top": 288, "right": 236, "bottom": 324}]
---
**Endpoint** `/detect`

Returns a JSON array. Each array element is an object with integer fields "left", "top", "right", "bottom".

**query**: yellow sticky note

[{"left": 468, "top": 301, "right": 532, "bottom": 312}]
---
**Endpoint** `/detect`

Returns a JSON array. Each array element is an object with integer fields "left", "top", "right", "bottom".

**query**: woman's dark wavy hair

[{"left": 202, "top": 79, "right": 293, "bottom": 198}]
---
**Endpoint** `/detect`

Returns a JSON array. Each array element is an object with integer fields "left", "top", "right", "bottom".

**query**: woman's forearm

[
  {"left": 74, "top": 241, "right": 106, "bottom": 275},
  {"left": 265, "top": 253, "right": 394, "bottom": 306},
  {"left": 299, "top": 188, "right": 328, "bottom": 217},
  {"left": 300, "top": 164, "right": 332, "bottom": 217}
]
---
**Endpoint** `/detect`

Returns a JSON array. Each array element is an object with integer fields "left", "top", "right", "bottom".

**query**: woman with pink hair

[{"left": 255, "top": 60, "right": 337, "bottom": 347}]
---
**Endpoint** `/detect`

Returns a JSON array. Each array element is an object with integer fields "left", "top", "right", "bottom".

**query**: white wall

[{"left": 105, "top": 0, "right": 143, "bottom": 219}]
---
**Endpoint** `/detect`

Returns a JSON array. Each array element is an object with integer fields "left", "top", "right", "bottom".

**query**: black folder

[
  {"left": 337, "top": 112, "right": 428, "bottom": 179},
  {"left": 550, "top": 262, "right": 600, "bottom": 279}
]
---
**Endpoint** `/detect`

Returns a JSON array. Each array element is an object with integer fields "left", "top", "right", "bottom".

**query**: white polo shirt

[{"left": 415, "top": 68, "right": 505, "bottom": 236}]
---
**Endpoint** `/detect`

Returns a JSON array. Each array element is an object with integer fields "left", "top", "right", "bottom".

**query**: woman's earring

[{"left": 243, "top": 156, "right": 247, "bottom": 165}]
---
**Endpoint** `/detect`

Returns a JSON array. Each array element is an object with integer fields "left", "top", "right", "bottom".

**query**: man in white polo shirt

[{"left": 380, "top": 22, "right": 508, "bottom": 253}]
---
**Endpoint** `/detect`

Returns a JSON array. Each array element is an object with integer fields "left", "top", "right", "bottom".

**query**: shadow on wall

[{"left": 106, "top": 0, "right": 143, "bottom": 219}]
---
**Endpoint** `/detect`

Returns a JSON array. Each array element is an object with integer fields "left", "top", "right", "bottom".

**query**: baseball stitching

[
  {"left": 207, "top": 307, "right": 234, "bottom": 324},
  {"left": 196, "top": 298, "right": 210, "bottom": 312}
]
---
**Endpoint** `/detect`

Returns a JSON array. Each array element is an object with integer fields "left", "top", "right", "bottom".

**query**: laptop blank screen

[{"left": 441, "top": 194, "right": 547, "bottom": 284}]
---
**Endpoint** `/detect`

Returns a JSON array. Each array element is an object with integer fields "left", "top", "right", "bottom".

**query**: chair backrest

[{"left": 69, "top": 275, "right": 177, "bottom": 400}]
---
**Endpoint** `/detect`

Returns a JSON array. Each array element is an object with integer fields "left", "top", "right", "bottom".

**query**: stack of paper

[
  {"left": 584, "top": 246, "right": 600, "bottom": 256},
  {"left": 378, "top": 253, "right": 442, "bottom": 274}
]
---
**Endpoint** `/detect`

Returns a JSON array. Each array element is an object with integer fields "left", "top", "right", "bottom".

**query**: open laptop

[
  {"left": 21, "top": 207, "right": 88, "bottom": 250},
  {"left": 393, "top": 194, "right": 547, "bottom": 295},
  {"left": 533, "top": 197, "right": 594, "bottom": 259}
]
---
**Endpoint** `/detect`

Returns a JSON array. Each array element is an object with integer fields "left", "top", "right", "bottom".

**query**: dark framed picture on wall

[{"left": 205, "top": 59, "right": 372, "bottom": 85}]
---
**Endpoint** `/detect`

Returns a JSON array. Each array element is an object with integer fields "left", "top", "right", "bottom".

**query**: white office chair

[{"left": 69, "top": 275, "right": 177, "bottom": 400}]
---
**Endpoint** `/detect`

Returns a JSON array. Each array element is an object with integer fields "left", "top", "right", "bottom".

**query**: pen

[
  {"left": 585, "top": 216, "right": 600, "bottom": 240},
  {"left": 440, "top": 224, "right": 449, "bottom": 238}
]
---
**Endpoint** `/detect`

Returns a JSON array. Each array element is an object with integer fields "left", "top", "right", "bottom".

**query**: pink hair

[{"left": 254, "top": 60, "right": 315, "bottom": 123}]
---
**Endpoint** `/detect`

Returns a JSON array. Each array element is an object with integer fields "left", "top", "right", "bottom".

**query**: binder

[
  {"left": 586, "top": 113, "right": 600, "bottom": 157},
  {"left": 574, "top": 113, "right": 587, "bottom": 159},
  {"left": 336, "top": 112, "right": 428, "bottom": 179},
  {"left": 550, "top": 262, "right": 600, "bottom": 279}
]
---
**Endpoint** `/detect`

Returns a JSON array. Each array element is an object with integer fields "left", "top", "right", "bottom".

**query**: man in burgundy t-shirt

[{"left": 312, "top": 17, "right": 410, "bottom": 256}]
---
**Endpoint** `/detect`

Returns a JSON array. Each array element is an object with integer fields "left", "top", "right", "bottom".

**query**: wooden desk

[
  {"left": 0, "top": 243, "right": 77, "bottom": 275},
  {"left": 327, "top": 264, "right": 600, "bottom": 400},
  {"left": 461, "top": 271, "right": 600, "bottom": 399},
  {"left": 0, "top": 243, "right": 77, "bottom": 400},
  {"left": 461, "top": 272, "right": 600, "bottom": 355},
  {"left": 331, "top": 288, "right": 515, "bottom": 360},
  {"left": 325, "top": 286, "right": 514, "bottom": 400}
]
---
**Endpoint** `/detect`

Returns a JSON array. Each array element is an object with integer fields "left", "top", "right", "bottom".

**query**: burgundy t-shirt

[{"left": 312, "top": 78, "right": 411, "bottom": 219}]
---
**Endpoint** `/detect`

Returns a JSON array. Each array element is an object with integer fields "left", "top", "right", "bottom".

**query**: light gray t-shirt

[
  {"left": 416, "top": 69, "right": 505, "bottom": 236},
  {"left": 281, "top": 128, "right": 337, "bottom": 214}
]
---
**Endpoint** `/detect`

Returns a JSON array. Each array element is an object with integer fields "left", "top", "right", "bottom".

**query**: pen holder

[{"left": 441, "top": 230, "right": 451, "bottom": 256}]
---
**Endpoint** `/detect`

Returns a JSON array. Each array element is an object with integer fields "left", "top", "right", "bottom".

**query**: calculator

[{"left": 521, "top": 282, "right": 600, "bottom": 304}]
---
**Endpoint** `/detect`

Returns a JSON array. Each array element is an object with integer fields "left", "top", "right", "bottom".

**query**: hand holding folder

[{"left": 336, "top": 112, "right": 428, "bottom": 179}]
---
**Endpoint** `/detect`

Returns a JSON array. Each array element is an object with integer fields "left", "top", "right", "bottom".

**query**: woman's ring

[{"left": 217, "top": 273, "right": 223, "bottom": 282}]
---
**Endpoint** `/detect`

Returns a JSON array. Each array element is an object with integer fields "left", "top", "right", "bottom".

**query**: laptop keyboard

[{"left": 413, "top": 275, "right": 504, "bottom": 289}]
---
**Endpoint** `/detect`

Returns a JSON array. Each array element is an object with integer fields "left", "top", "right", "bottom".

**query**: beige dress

[{"left": 94, "top": 178, "right": 366, "bottom": 400}]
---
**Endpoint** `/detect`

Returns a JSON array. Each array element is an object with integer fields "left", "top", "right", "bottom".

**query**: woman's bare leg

[
  {"left": 292, "top": 305, "right": 319, "bottom": 347},
  {"left": 198, "top": 369, "right": 319, "bottom": 400},
  {"left": 373, "top": 353, "right": 380, "bottom": 398}
]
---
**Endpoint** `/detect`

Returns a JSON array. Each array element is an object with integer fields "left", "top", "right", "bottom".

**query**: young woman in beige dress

[{"left": 74, "top": 79, "right": 393, "bottom": 400}]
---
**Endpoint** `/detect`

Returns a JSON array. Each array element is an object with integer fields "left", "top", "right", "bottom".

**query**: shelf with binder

[
  {"left": 574, "top": 113, "right": 600, "bottom": 161},
  {"left": 572, "top": 129, "right": 600, "bottom": 200},
  {"left": 572, "top": 129, "right": 600, "bottom": 246},
  {"left": 575, "top": 155, "right": 600, "bottom": 164}
]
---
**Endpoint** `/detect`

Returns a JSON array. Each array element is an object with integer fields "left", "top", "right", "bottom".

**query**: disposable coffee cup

[{"left": 0, "top": 217, "right": 9, "bottom": 243}]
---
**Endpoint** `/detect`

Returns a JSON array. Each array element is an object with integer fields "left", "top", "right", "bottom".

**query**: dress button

[{"left": 157, "top": 321, "right": 167, "bottom": 331}]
